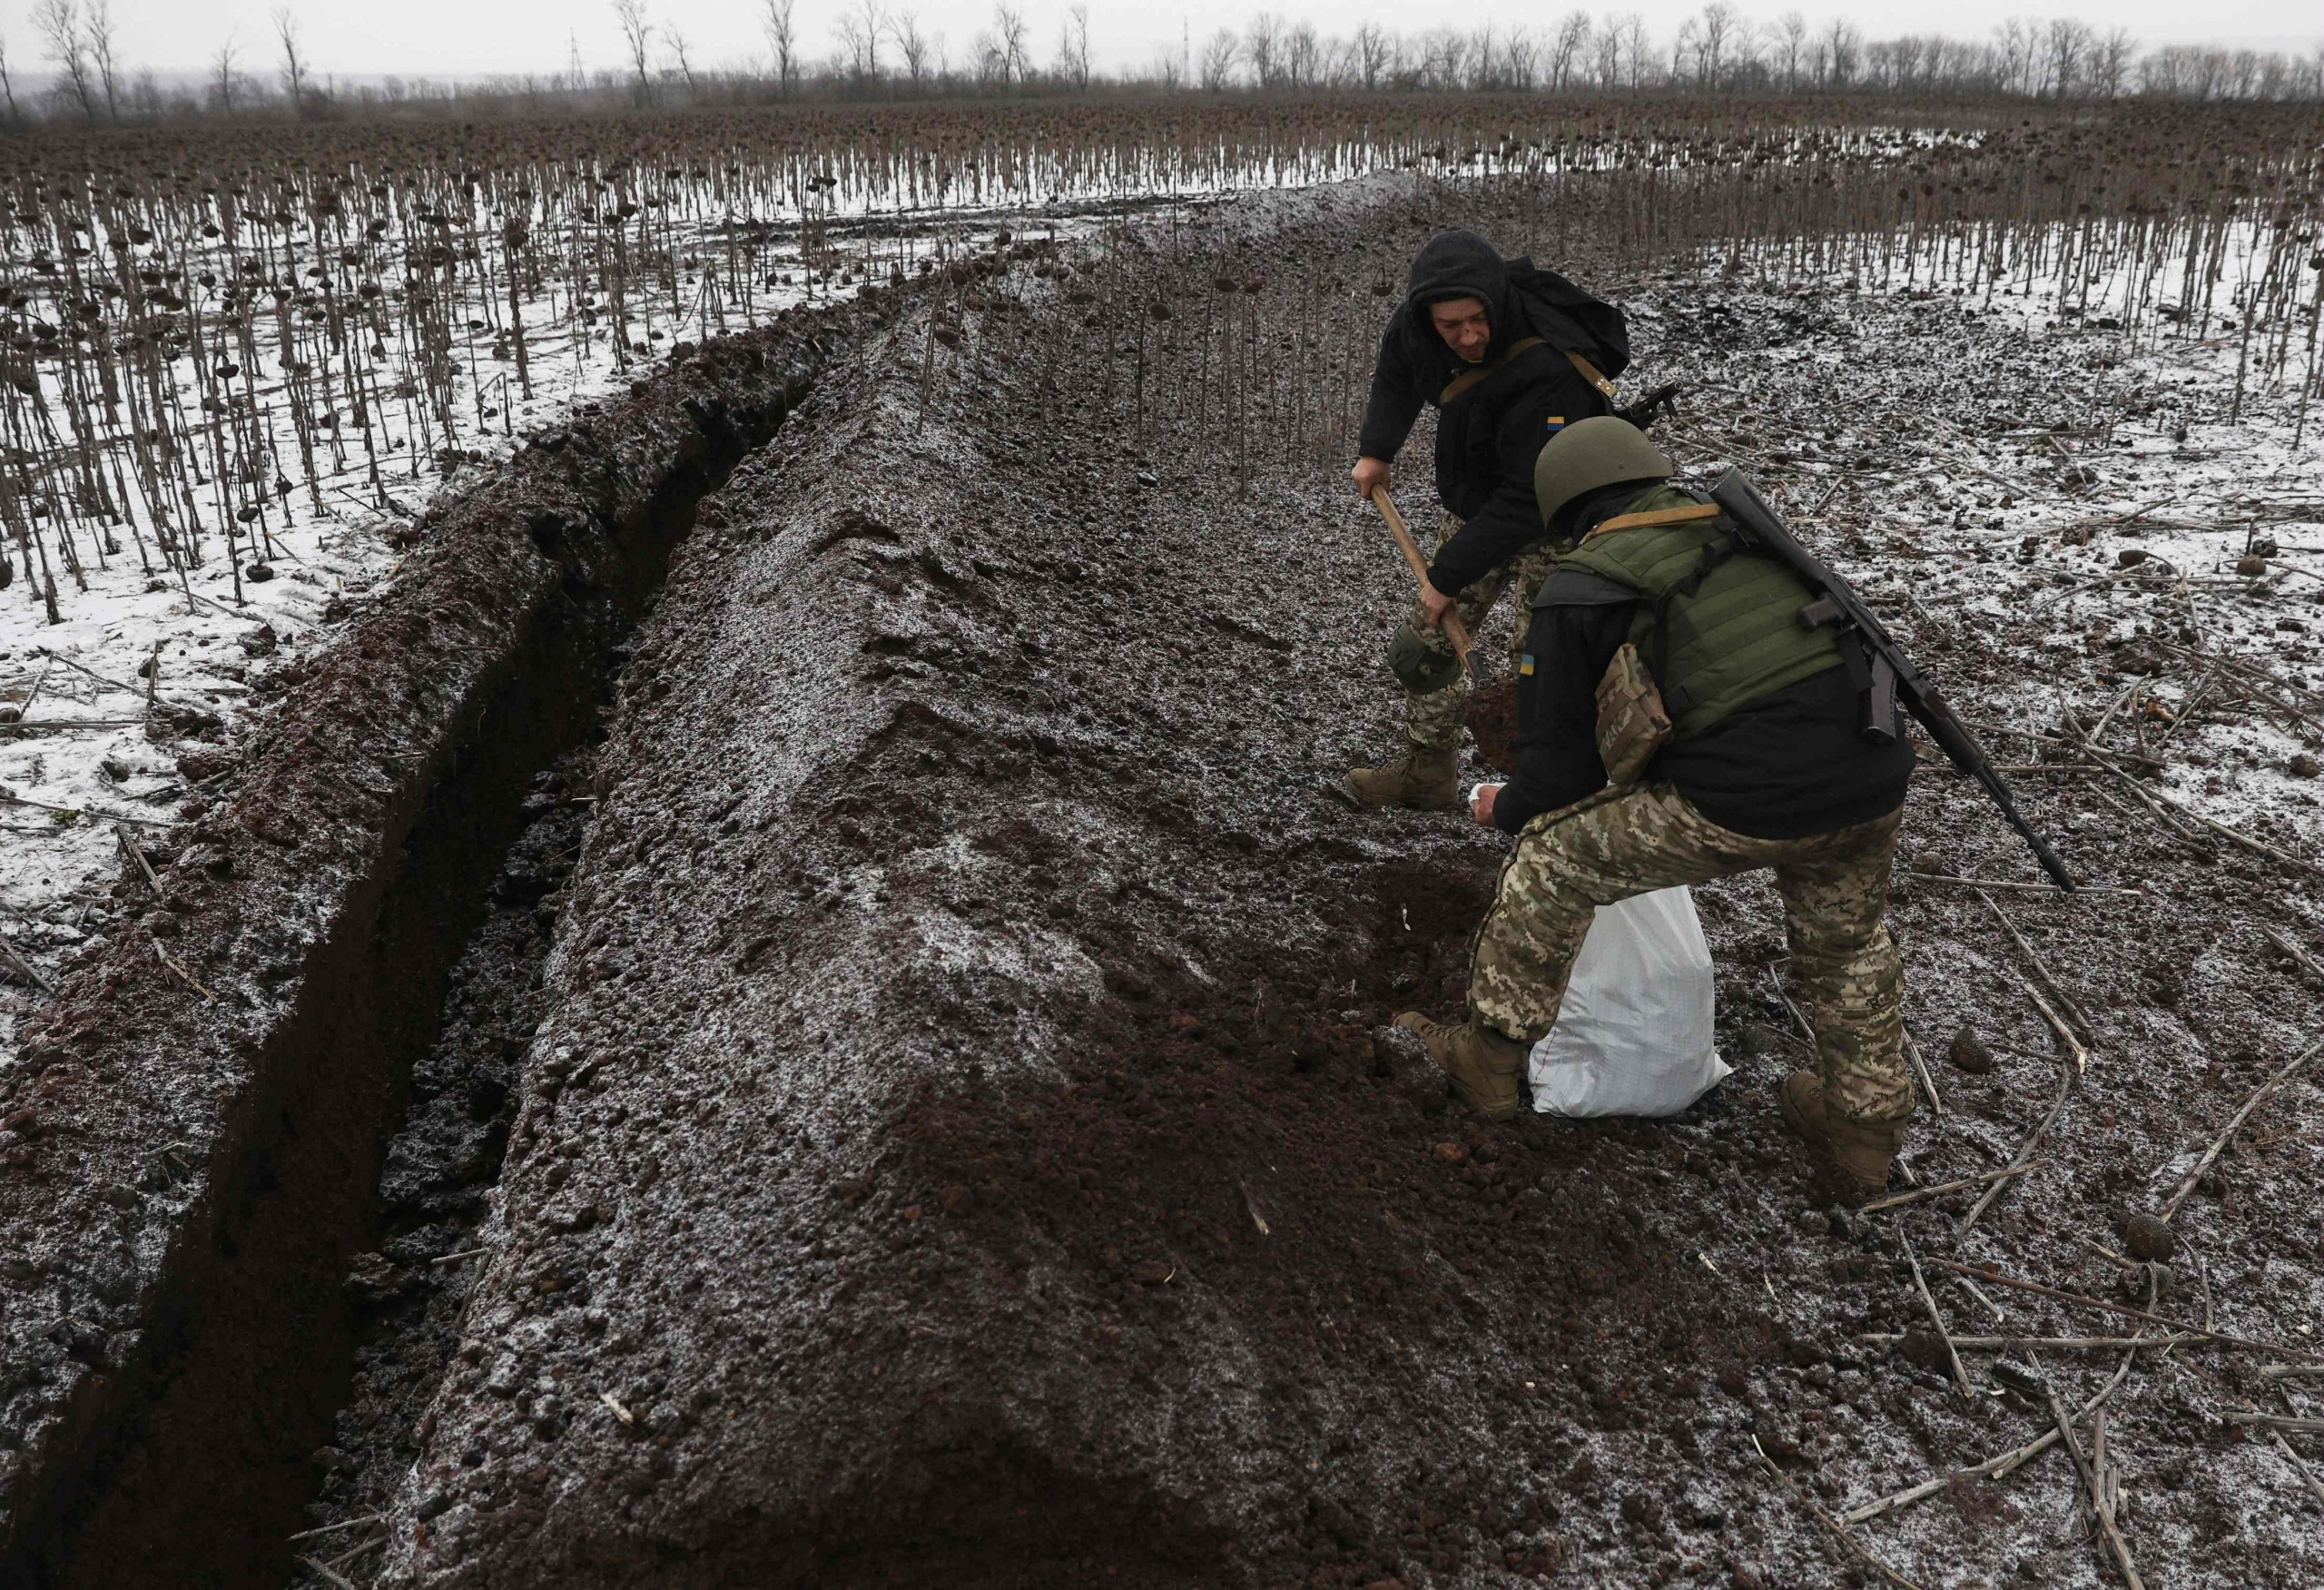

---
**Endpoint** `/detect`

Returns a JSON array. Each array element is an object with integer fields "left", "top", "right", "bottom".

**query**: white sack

[{"left": 1528, "top": 885, "right": 1728, "bottom": 1119}]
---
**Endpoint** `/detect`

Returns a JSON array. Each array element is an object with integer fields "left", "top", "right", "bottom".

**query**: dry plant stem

[
  {"left": 1921, "top": 1259, "right": 2324, "bottom": 1364},
  {"left": 116, "top": 824, "right": 162, "bottom": 894},
  {"left": 0, "top": 936, "right": 54, "bottom": 995},
  {"left": 1858, "top": 1334, "right": 2202, "bottom": 1351},
  {"left": 1955, "top": 1273, "right": 2005, "bottom": 1320},
  {"left": 1902, "top": 1029, "right": 1945, "bottom": 1118},
  {"left": 2159, "top": 1035, "right": 2324, "bottom": 1220},
  {"left": 11, "top": 653, "right": 57, "bottom": 729},
  {"left": 2048, "top": 1393, "right": 2144, "bottom": 1590},
  {"left": 1839, "top": 1348, "right": 2142, "bottom": 1526},
  {"left": 151, "top": 938, "right": 216, "bottom": 1003},
  {"left": 1905, "top": 872, "right": 2144, "bottom": 899},
  {"left": 2021, "top": 976, "right": 2091, "bottom": 1075},
  {"left": 1858, "top": 1160, "right": 2042, "bottom": 1214},
  {"left": 1753, "top": 1436, "right": 1931, "bottom": 1590},
  {"left": 2086, "top": 780, "right": 2211, "bottom": 857},
  {"left": 2221, "top": 1412, "right": 2324, "bottom": 1435},
  {"left": 300, "top": 1555, "right": 361, "bottom": 1590},
  {"left": 2260, "top": 1365, "right": 2324, "bottom": 1380},
  {"left": 2272, "top": 1432, "right": 2324, "bottom": 1511},
  {"left": 1767, "top": 966, "right": 1816, "bottom": 1044},
  {"left": 1976, "top": 888, "right": 2094, "bottom": 1042},
  {"left": 1958, "top": 1003, "right": 2073, "bottom": 1238},
  {"left": 1903, "top": 1233, "right": 1974, "bottom": 1397},
  {"left": 2079, "top": 726, "right": 2324, "bottom": 877},
  {"left": 285, "top": 1513, "right": 388, "bottom": 1542},
  {"left": 2258, "top": 924, "right": 2324, "bottom": 989}
]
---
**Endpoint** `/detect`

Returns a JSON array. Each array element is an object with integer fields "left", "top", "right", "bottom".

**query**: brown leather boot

[
  {"left": 1394, "top": 1012, "right": 1529, "bottom": 1120},
  {"left": 1779, "top": 1071, "right": 1905, "bottom": 1200},
  {"left": 1341, "top": 746, "right": 1459, "bottom": 811}
]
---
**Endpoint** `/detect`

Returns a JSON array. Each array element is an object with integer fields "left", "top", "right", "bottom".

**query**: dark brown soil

[{"left": 355, "top": 183, "right": 2324, "bottom": 1590}]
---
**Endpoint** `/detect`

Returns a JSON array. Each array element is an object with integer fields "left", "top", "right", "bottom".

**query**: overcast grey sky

[{"left": 34, "top": 1, "right": 2322, "bottom": 82}]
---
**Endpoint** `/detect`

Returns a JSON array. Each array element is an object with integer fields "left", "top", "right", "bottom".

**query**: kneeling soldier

[{"left": 1396, "top": 418, "right": 1919, "bottom": 1196}]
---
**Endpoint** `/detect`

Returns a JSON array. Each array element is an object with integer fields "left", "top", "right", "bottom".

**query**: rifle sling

[
  {"left": 1564, "top": 350, "right": 1620, "bottom": 400},
  {"left": 1437, "top": 336, "right": 1545, "bottom": 406},
  {"left": 1581, "top": 502, "right": 1722, "bottom": 541}
]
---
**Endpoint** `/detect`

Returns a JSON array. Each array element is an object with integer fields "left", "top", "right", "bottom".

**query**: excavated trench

[{"left": 0, "top": 308, "right": 858, "bottom": 1589}]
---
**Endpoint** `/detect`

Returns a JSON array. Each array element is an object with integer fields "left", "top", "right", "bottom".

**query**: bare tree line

[{"left": 0, "top": 1, "right": 2316, "bottom": 125}]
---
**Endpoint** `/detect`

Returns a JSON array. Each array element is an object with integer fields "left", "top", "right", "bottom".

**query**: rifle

[
  {"left": 1369, "top": 486, "right": 1474, "bottom": 678},
  {"left": 1615, "top": 382, "right": 1684, "bottom": 432},
  {"left": 1708, "top": 469, "right": 2078, "bottom": 892}
]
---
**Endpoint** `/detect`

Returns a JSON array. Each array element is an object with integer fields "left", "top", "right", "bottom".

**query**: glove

[{"left": 1614, "top": 383, "right": 1682, "bottom": 430}]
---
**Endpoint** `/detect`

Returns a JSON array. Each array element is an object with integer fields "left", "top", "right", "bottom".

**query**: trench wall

[{"left": 0, "top": 310, "right": 852, "bottom": 1587}]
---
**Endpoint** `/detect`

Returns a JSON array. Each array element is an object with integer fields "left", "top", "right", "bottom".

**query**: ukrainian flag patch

[
  {"left": 1545, "top": 417, "right": 1567, "bottom": 434},
  {"left": 1520, "top": 654, "right": 1536, "bottom": 676}
]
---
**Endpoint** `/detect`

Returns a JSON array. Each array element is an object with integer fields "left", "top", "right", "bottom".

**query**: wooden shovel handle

[{"left": 1369, "top": 487, "right": 1474, "bottom": 669}]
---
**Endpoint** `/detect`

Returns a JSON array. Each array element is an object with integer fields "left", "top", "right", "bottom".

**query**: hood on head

[{"left": 1403, "top": 229, "right": 1512, "bottom": 351}]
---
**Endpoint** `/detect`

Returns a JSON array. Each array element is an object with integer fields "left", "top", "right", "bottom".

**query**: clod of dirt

[
  {"left": 2116, "top": 1209, "right": 2180, "bottom": 1263},
  {"left": 2141, "top": 963, "right": 2185, "bottom": 1007},
  {"left": 2236, "top": 554, "right": 2269, "bottom": 576},
  {"left": 1947, "top": 1026, "right": 1995, "bottom": 1074},
  {"left": 2120, "top": 1259, "right": 2177, "bottom": 1300},
  {"left": 1462, "top": 674, "right": 1520, "bottom": 775},
  {"left": 2291, "top": 753, "right": 2319, "bottom": 779},
  {"left": 1899, "top": 1327, "right": 1951, "bottom": 1375}
]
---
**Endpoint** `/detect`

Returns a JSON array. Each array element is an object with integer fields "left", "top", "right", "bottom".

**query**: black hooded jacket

[{"left": 1356, "top": 231, "right": 1630, "bottom": 597}]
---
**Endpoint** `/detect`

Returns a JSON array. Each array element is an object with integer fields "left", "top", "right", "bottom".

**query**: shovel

[{"left": 1368, "top": 486, "right": 1473, "bottom": 679}]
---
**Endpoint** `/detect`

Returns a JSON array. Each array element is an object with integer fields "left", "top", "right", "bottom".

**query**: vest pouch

[{"left": 1595, "top": 642, "right": 1672, "bottom": 785}]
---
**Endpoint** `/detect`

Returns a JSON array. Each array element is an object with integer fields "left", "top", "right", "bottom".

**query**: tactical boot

[
  {"left": 1341, "top": 746, "right": 1459, "bottom": 812},
  {"left": 1394, "top": 1012, "right": 1529, "bottom": 1120},
  {"left": 1779, "top": 1071, "right": 1905, "bottom": 1199}
]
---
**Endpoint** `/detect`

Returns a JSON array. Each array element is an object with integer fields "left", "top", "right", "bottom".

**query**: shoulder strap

[
  {"left": 1533, "top": 568, "right": 1641, "bottom": 610},
  {"left": 1581, "top": 502, "right": 1721, "bottom": 542},
  {"left": 1437, "top": 335, "right": 1547, "bottom": 407},
  {"left": 1564, "top": 350, "right": 1620, "bottom": 402},
  {"left": 1652, "top": 535, "right": 1745, "bottom": 716}
]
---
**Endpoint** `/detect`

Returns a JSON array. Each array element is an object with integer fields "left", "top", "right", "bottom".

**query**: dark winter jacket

[
  {"left": 1355, "top": 231, "right": 1630, "bottom": 597},
  {"left": 1492, "top": 486, "right": 1917, "bottom": 841}
]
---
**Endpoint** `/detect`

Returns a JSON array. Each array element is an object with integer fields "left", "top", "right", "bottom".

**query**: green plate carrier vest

[{"left": 1556, "top": 486, "right": 1847, "bottom": 739}]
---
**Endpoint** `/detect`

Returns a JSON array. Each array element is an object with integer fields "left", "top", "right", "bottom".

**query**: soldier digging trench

[
  {"left": 1342, "top": 228, "right": 1677, "bottom": 811},
  {"left": 1393, "top": 418, "right": 1925, "bottom": 1197}
]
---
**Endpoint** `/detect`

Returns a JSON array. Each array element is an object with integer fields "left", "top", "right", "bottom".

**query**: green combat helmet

[{"left": 1532, "top": 416, "right": 1675, "bottom": 528}]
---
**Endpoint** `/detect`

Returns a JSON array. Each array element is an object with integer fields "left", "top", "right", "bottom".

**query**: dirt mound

[{"left": 359, "top": 226, "right": 1796, "bottom": 1589}]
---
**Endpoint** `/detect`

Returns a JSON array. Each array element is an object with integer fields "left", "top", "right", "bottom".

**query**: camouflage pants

[
  {"left": 1403, "top": 520, "right": 1562, "bottom": 753},
  {"left": 1468, "top": 784, "right": 1912, "bottom": 1125}
]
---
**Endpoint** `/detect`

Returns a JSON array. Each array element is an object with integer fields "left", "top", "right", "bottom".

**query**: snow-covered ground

[
  {"left": 0, "top": 194, "right": 1135, "bottom": 1060},
  {"left": 1639, "top": 241, "right": 2324, "bottom": 882}
]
